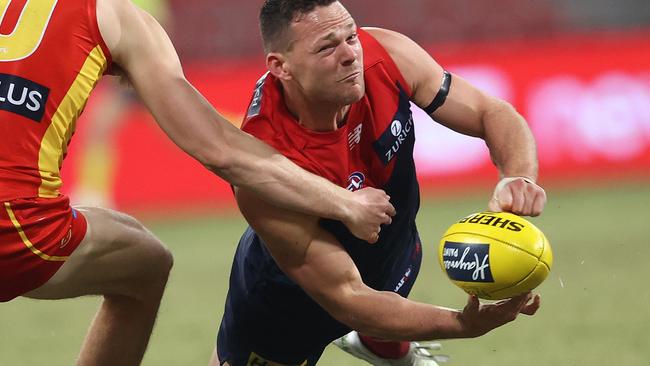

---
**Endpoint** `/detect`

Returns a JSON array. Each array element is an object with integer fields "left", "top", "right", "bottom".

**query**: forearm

[
  {"left": 217, "top": 128, "right": 354, "bottom": 221},
  {"left": 134, "top": 76, "right": 353, "bottom": 221},
  {"left": 110, "top": 4, "right": 363, "bottom": 222},
  {"left": 329, "top": 287, "right": 468, "bottom": 341},
  {"left": 482, "top": 100, "right": 539, "bottom": 180}
]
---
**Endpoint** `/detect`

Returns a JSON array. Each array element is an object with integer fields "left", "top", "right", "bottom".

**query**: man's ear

[{"left": 266, "top": 52, "right": 292, "bottom": 81}]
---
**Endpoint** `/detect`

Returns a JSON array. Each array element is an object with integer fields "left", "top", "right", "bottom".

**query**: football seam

[
  {"left": 540, "top": 235, "right": 552, "bottom": 268},
  {"left": 487, "top": 261, "right": 543, "bottom": 295},
  {"left": 442, "top": 231, "right": 541, "bottom": 259}
]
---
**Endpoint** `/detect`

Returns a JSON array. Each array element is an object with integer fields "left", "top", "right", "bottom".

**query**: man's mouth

[{"left": 339, "top": 71, "right": 360, "bottom": 82}]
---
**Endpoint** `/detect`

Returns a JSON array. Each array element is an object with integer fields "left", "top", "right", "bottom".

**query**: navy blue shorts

[{"left": 216, "top": 227, "right": 423, "bottom": 366}]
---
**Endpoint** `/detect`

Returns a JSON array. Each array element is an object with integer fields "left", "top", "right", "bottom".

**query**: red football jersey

[
  {"left": 0, "top": 0, "right": 111, "bottom": 201},
  {"left": 242, "top": 28, "right": 413, "bottom": 193},
  {"left": 242, "top": 29, "right": 422, "bottom": 286}
]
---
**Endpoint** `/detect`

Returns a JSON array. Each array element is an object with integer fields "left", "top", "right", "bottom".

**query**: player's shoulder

[
  {"left": 361, "top": 27, "right": 439, "bottom": 99},
  {"left": 358, "top": 27, "right": 414, "bottom": 95},
  {"left": 241, "top": 72, "right": 285, "bottom": 141},
  {"left": 361, "top": 27, "right": 422, "bottom": 67},
  {"left": 97, "top": 0, "right": 162, "bottom": 63},
  {"left": 361, "top": 27, "right": 407, "bottom": 44}
]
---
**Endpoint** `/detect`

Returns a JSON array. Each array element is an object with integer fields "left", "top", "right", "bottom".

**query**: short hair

[{"left": 260, "top": 0, "right": 338, "bottom": 52}]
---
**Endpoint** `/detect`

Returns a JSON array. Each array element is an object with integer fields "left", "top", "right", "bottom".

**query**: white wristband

[{"left": 493, "top": 176, "right": 535, "bottom": 196}]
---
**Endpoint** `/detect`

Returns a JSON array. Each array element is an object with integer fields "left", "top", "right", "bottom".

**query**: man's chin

[{"left": 343, "top": 85, "right": 365, "bottom": 104}]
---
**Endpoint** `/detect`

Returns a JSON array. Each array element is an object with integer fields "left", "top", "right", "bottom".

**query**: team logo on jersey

[
  {"left": 348, "top": 123, "right": 362, "bottom": 150},
  {"left": 346, "top": 171, "right": 365, "bottom": 191},
  {"left": 0, "top": 73, "right": 49, "bottom": 122},
  {"left": 60, "top": 228, "right": 72, "bottom": 248},
  {"left": 246, "top": 72, "right": 269, "bottom": 118},
  {"left": 373, "top": 85, "right": 414, "bottom": 165}
]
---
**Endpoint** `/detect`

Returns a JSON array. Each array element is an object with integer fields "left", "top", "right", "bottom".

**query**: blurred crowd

[{"left": 166, "top": 0, "right": 650, "bottom": 60}]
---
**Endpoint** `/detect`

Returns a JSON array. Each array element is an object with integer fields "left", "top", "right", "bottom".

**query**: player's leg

[{"left": 24, "top": 206, "right": 173, "bottom": 366}]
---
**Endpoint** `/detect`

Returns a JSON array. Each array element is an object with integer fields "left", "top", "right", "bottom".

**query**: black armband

[{"left": 423, "top": 70, "right": 452, "bottom": 115}]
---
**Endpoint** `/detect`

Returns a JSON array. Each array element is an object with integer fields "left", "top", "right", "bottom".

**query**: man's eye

[{"left": 319, "top": 45, "right": 334, "bottom": 53}]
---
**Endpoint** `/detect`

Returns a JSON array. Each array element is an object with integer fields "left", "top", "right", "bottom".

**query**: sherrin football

[{"left": 438, "top": 211, "right": 552, "bottom": 300}]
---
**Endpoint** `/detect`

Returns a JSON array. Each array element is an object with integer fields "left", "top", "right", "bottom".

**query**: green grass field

[{"left": 2, "top": 183, "right": 650, "bottom": 365}]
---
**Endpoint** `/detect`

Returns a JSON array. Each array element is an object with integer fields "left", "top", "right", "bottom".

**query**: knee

[
  {"left": 126, "top": 231, "right": 173, "bottom": 301},
  {"left": 137, "top": 228, "right": 174, "bottom": 284},
  {"left": 154, "top": 241, "right": 174, "bottom": 279},
  {"left": 117, "top": 213, "right": 174, "bottom": 285}
]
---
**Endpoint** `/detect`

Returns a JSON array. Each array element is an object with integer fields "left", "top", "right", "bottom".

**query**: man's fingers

[
  {"left": 509, "top": 188, "right": 525, "bottom": 214},
  {"left": 487, "top": 197, "right": 501, "bottom": 212},
  {"left": 387, "top": 201, "right": 396, "bottom": 217},
  {"left": 381, "top": 199, "right": 396, "bottom": 218},
  {"left": 520, "top": 180, "right": 543, "bottom": 216},
  {"left": 367, "top": 231, "right": 379, "bottom": 244},
  {"left": 502, "top": 292, "right": 532, "bottom": 312},
  {"left": 493, "top": 178, "right": 546, "bottom": 217},
  {"left": 495, "top": 188, "right": 513, "bottom": 212},
  {"left": 464, "top": 294, "right": 480, "bottom": 314},
  {"left": 531, "top": 190, "right": 547, "bottom": 217},
  {"left": 520, "top": 294, "right": 541, "bottom": 315}
]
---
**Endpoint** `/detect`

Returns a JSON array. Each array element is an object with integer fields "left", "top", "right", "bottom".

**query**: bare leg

[
  {"left": 25, "top": 207, "right": 173, "bottom": 366},
  {"left": 77, "top": 293, "right": 165, "bottom": 365}
]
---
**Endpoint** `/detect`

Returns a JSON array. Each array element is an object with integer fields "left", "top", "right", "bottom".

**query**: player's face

[{"left": 284, "top": 2, "right": 365, "bottom": 106}]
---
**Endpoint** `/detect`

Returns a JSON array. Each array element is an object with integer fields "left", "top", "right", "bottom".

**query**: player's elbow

[
  {"left": 484, "top": 99, "right": 522, "bottom": 125},
  {"left": 194, "top": 145, "right": 236, "bottom": 177}
]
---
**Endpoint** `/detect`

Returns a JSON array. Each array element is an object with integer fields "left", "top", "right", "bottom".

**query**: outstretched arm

[
  {"left": 365, "top": 27, "right": 546, "bottom": 216},
  {"left": 94, "top": 0, "right": 394, "bottom": 242},
  {"left": 235, "top": 187, "right": 540, "bottom": 341}
]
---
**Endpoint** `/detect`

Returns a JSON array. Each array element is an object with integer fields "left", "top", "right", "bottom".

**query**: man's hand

[
  {"left": 342, "top": 188, "right": 396, "bottom": 243},
  {"left": 458, "top": 292, "right": 541, "bottom": 338},
  {"left": 488, "top": 177, "right": 547, "bottom": 216}
]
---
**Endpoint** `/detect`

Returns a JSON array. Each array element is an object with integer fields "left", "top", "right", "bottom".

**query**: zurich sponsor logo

[
  {"left": 372, "top": 85, "right": 415, "bottom": 165},
  {"left": 382, "top": 116, "right": 413, "bottom": 164},
  {"left": 346, "top": 171, "right": 365, "bottom": 191},
  {"left": 442, "top": 241, "right": 494, "bottom": 282}
]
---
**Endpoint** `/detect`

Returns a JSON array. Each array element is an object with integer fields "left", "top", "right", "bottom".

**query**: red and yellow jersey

[{"left": 0, "top": 0, "right": 111, "bottom": 201}]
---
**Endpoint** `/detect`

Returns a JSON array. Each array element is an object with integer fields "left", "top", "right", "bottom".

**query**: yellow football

[{"left": 438, "top": 211, "right": 552, "bottom": 300}]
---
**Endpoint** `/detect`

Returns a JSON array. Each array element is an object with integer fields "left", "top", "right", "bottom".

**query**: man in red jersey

[
  {"left": 0, "top": 0, "right": 396, "bottom": 365},
  {"left": 211, "top": 1, "right": 547, "bottom": 365}
]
